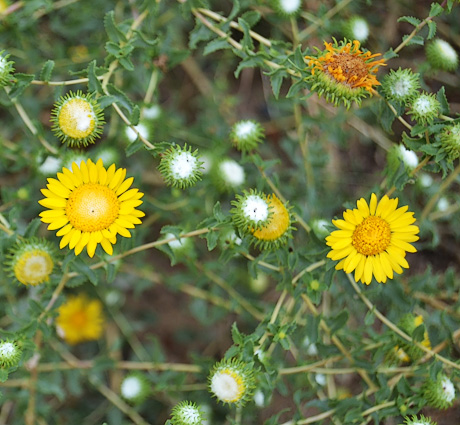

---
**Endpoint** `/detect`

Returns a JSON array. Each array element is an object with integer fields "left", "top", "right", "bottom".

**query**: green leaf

[
  {"left": 105, "top": 41, "right": 121, "bottom": 56},
  {"left": 87, "top": 60, "right": 103, "bottom": 94},
  {"left": 427, "top": 20, "right": 437, "bottom": 39},
  {"left": 106, "top": 83, "right": 133, "bottom": 115},
  {"left": 104, "top": 11, "right": 126, "bottom": 43},
  {"left": 238, "top": 17, "right": 254, "bottom": 51},
  {"left": 23, "top": 218, "right": 41, "bottom": 238},
  {"left": 268, "top": 69, "right": 285, "bottom": 99},
  {"left": 234, "top": 54, "right": 265, "bottom": 78},
  {"left": 397, "top": 16, "right": 421, "bottom": 27},
  {"left": 402, "top": 34, "right": 424, "bottom": 46},
  {"left": 125, "top": 139, "right": 145, "bottom": 157},
  {"left": 0, "top": 369, "right": 8, "bottom": 383},
  {"left": 189, "top": 20, "right": 214, "bottom": 49},
  {"left": 429, "top": 2, "right": 445, "bottom": 17},
  {"left": 39, "top": 60, "right": 54, "bottom": 82},
  {"left": 8, "top": 73, "right": 34, "bottom": 99},
  {"left": 383, "top": 48, "right": 399, "bottom": 61},
  {"left": 436, "top": 86, "right": 449, "bottom": 114},
  {"left": 70, "top": 258, "right": 98, "bottom": 285},
  {"left": 203, "top": 38, "right": 231, "bottom": 55},
  {"left": 204, "top": 230, "right": 218, "bottom": 251},
  {"left": 129, "top": 105, "right": 140, "bottom": 126},
  {"left": 119, "top": 56, "right": 134, "bottom": 71},
  {"left": 241, "top": 11, "right": 261, "bottom": 27},
  {"left": 328, "top": 310, "right": 349, "bottom": 334},
  {"left": 227, "top": 0, "right": 240, "bottom": 22}
]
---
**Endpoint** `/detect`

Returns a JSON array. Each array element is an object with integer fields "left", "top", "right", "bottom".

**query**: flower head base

[
  {"left": 426, "top": 39, "right": 459, "bottom": 72},
  {"left": 5, "top": 238, "right": 55, "bottom": 286},
  {"left": 171, "top": 401, "right": 204, "bottom": 425},
  {"left": 439, "top": 123, "right": 460, "bottom": 162},
  {"left": 381, "top": 68, "right": 420, "bottom": 104},
  {"left": 158, "top": 144, "right": 203, "bottom": 189},
  {"left": 230, "top": 120, "right": 265, "bottom": 153},
  {"left": 408, "top": 92, "right": 440, "bottom": 125},
  {"left": 397, "top": 314, "right": 431, "bottom": 362},
  {"left": 51, "top": 91, "right": 105, "bottom": 147},
  {"left": 0, "top": 50, "right": 14, "bottom": 88},
  {"left": 231, "top": 189, "right": 272, "bottom": 232},
  {"left": 208, "top": 359, "right": 255, "bottom": 406},
  {"left": 39, "top": 159, "right": 144, "bottom": 258},
  {"left": 326, "top": 193, "right": 419, "bottom": 285},
  {"left": 120, "top": 373, "right": 150, "bottom": 405},
  {"left": 271, "top": 0, "right": 301, "bottom": 16},
  {"left": 422, "top": 373, "right": 456, "bottom": 409},
  {"left": 401, "top": 414, "right": 437, "bottom": 425},
  {"left": 305, "top": 39, "right": 386, "bottom": 108},
  {"left": 0, "top": 340, "right": 22, "bottom": 368},
  {"left": 212, "top": 158, "right": 246, "bottom": 192},
  {"left": 56, "top": 294, "right": 104, "bottom": 345},
  {"left": 343, "top": 17, "right": 369, "bottom": 43}
]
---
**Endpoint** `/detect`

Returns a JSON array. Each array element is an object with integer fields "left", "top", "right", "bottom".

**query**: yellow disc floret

[
  {"left": 5, "top": 238, "right": 55, "bottom": 286},
  {"left": 252, "top": 194, "right": 290, "bottom": 241},
  {"left": 58, "top": 98, "right": 96, "bottom": 140},
  {"left": 351, "top": 216, "right": 391, "bottom": 256},
  {"left": 66, "top": 183, "right": 120, "bottom": 232},
  {"left": 51, "top": 91, "right": 105, "bottom": 147},
  {"left": 13, "top": 249, "right": 54, "bottom": 286}
]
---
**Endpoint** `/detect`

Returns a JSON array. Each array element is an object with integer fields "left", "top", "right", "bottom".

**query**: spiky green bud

[
  {"left": 426, "top": 38, "right": 458, "bottom": 72},
  {"left": 230, "top": 120, "right": 265, "bottom": 153},
  {"left": 271, "top": 0, "right": 302, "bottom": 17},
  {"left": 381, "top": 68, "right": 420, "bottom": 104},
  {"left": 400, "top": 414, "right": 437, "bottom": 425},
  {"left": 170, "top": 401, "right": 204, "bottom": 425},
  {"left": 422, "top": 373, "right": 456, "bottom": 409},
  {"left": 120, "top": 372, "right": 150, "bottom": 405},
  {"left": 0, "top": 340, "right": 22, "bottom": 368},
  {"left": 408, "top": 92, "right": 440, "bottom": 125},
  {"left": 343, "top": 16, "right": 369, "bottom": 43},
  {"left": 439, "top": 123, "right": 460, "bottom": 162},
  {"left": 0, "top": 51, "right": 14, "bottom": 88}
]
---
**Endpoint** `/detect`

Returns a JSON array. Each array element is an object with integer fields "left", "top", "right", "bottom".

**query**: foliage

[{"left": 0, "top": 1, "right": 459, "bottom": 424}]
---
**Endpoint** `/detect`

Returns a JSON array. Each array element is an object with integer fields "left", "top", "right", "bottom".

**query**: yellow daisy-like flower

[
  {"left": 305, "top": 39, "right": 386, "bottom": 107},
  {"left": 56, "top": 294, "right": 104, "bottom": 345},
  {"left": 326, "top": 193, "right": 419, "bottom": 285},
  {"left": 39, "top": 159, "right": 144, "bottom": 258}
]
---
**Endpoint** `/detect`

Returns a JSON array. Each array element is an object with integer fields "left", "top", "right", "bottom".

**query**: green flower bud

[
  {"left": 439, "top": 123, "right": 460, "bottom": 162},
  {"left": 120, "top": 372, "right": 150, "bottom": 405},
  {"left": 230, "top": 120, "right": 265, "bottom": 153},
  {"left": 381, "top": 68, "right": 420, "bottom": 104},
  {"left": 158, "top": 144, "right": 203, "bottom": 189},
  {"left": 0, "top": 51, "right": 14, "bottom": 88},
  {"left": 343, "top": 16, "right": 369, "bottom": 43},
  {"left": 422, "top": 373, "right": 456, "bottom": 409},
  {"left": 271, "top": 0, "right": 302, "bottom": 17},
  {"left": 408, "top": 92, "right": 440, "bottom": 125},
  {"left": 400, "top": 414, "right": 437, "bottom": 425},
  {"left": 170, "top": 401, "right": 204, "bottom": 425},
  {"left": 0, "top": 340, "right": 22, "bottom": 368},
  {"left": 426, "top": 38, "right": 458, "bottom": 72}
]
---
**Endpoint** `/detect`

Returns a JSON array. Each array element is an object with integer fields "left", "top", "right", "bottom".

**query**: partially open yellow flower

[
  {"left": 39, "top": 159, "right": 144, "bottom": 258},
  {"left": 305, "top": 39, "right": 386, "bottom": 107},
  {"left": 326, "top": 193, "right": 419, "bottom": 284},
  {"left": 56, "top": 294, "right": 104, "bottom": 345},
  {"left": 5, "top": 239, "right": 55, "bottom": 286}
]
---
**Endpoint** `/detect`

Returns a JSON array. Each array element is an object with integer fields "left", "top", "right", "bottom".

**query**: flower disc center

[
  {"left": 58, "top": 98, "right": 95, "bottom": 139},
  {"left": 325, "top": 53, "right": 368, "bottom": 86},
  {"left": 14, "top": 250, "right": 53, "bottom": 286},
  {"left": 352, "top": 216, "right": 391, "bottom": 256},
  {"left": 66, "top": 183, "right": 119, "bottom": 232}
]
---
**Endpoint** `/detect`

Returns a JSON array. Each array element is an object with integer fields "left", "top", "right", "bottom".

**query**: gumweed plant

[{"left": 0, "top": 1, "right": 459, "bottom": 424}]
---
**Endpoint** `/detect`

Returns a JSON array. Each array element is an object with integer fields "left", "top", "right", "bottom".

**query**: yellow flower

[
  {"left": 326, "top": 193, "right": 419, "bottom": 285},
  {"left": 56, "top": 294, "right": 104, "bottom": 345},
  {"left": 252, "top": 194, "right": 291, "bottom": 245},
  {"left": 305, "top": 39, "right": 386, "bottom": 107},
  {"left": 39, "top": 159, "right": 144, "bottom": 258},
  {"left": 5, "top": 239, "right": 54, "bottom": 286}
]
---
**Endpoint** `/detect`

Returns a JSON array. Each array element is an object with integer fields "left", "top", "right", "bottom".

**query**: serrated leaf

[
  {"left": 204, "top": 231, "right": 218, "bottom": 251},
  {"left": 227, "top": 0, "right": 240, "bottom": 22},
  {"left": 429, "top": 2, "right": 445, "bottom": 17},
  {"left": 70, "top": 258, "right": 98, "bottom": 285},
  {"left": 119, "top": 56, "right": 134, "bottom": 71},
  {"left": 328, "top": 310, "right": 348, "bottom": 334},
  {"left": 397, "top": 16, "right": 421, "bottom": 27},
  {"left": 437, "top": 86, "right": 449, "bottom": 114},
  {"left": 427, "top": 20, "right": 437, "bottom": 39},
  {"left": 383, "top": 48, "right": 399, "bottom": 61},
  {"left": 105, "top": 41, "right": 121, "bottom": 56},
  {"left": 286, "top": 79, "right": 306, "bottom": 98},
  {"left": 203, "top": 38, "right": 230, "bottom": 55},
  {"left": 241, "top": 10, "right": 261, "bottom": 27},
  {"left": 129, "top": 105, "right": 140, "bottom": 126},
  {"left": 105, "top": 83, "right": 133, "bottom": 114},
  {"left": 23, "top": 218, "right": 41, "bottom": 238},
  {"left": 87, "top": 60, "right": 103, "bottom": 94},
  {"left": 269, "top": 70, "right": 285, "bottom": 99},
  {"left": 234, "top": 55, "right": 265, "bottom": 78},
  {"left": 238, "top": 17, "right": 254, "bottom": 51},
  {"left": 402, "top": 34, "right": 424, "bottom": 46},
  {"left": 125, "top": 138, "right": 145, "bottom": 157},
  {"left": 104, "top": 11, "right": 126, "bottom": 43},
  {"left": 7, "top": 73, "right": 34, "bottom": 99},
  {"left": 39, "top": 60, "right": 54, "bottom": 82},
  {"left": 189, "top": 20, "right": 214, "bottom": 49}
]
